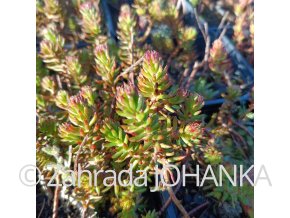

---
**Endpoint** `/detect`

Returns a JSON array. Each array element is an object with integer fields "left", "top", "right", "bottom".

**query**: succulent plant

[
  {"left": 43, "top": 0, "right": 63, "bottom": 24},
  {"left": 37, "top": 44, "right": 222, "bottom": 216},
  {"left": 233, "top": 0, "right": 254, "bottom": 64},
  {"left": 36, "top": 1, "right": 254, "bottom": 217},
  {"left": 40, "top": 27, "right": 65, "bottom": 72},
  {"left": 208, "top": 39, "right": 232, "bottom": 75},
  {"left": 117, "top": 4, "right": 141, "bottom": 68},
  {"left": 79, "top": 1, "right": 102, "bottom": 43}
]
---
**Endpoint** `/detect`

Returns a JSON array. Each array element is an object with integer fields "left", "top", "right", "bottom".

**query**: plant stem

[
  {"left": 165, "top": 46, "right": 180, "bottom": 72},
  {"left": 232, "top": 119, "right": 254, "bottom": 139},
  {"left": 81, "top": 205, "right": 88, "bottom": 218},
  {"left": 138, "top": 18, "right": 153, "bottom": 43},
  {"left": 52, "top": 174, "right": 61, "bottom": 218},
  {"left": 115, "top": 56, "right": 144, "bottom": 83},
  {"left": 74, "top": 134, "right": 89, "bottom": 175},
  {"left": 38, "top": 199, "right": 46, "bottom": 218},
  {"left": 194, "top": 7, "right": 207, "bottom": 43},
  {"left": 188, "top": 201, "right": 209, "bottom": 216},
  {"left": 163, "top": 170, "right": 190, "bottom": 218},
  {"left": 158, "top": 168, "right": 184, "bottom": 215}
]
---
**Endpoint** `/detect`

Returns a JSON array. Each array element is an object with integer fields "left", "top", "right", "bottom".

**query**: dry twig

[
  {"left": 218, "top": 22, "right": 230, "bottom": 40},
  {"left": 203, "top": 23, "right": 210, "bottom": 66},
  {"left": 217, "top": 11, "right": 229, "bottom": 32},
  {"left": 163, "top": 170, "right": 190, "bottom": 218},
  {"left": 179, "top": 67, "right": 190, "bottom": 86},
  {"left": 81, "top": 206, "right": 88, "bottom": 218},
  {"left": 115, "top": 56, "right": 144, "bottom": 83},
  {"left": 158, "top": 167, "right": 184, "bottom": 215},
  {"left": 138, "top": 18, "right": 153, "bottom": 43},
  {"left": 52, "top": 174, "right": 61, "bottom": 218},
  {"left": 38, "top": 199, "right": 46, "bottom": 218},
  {"left": 223, "top": 70, "right": 233, "bottom": 87},
  {"left": 56, "top": 74, "right": 63, "bottom": 89},
  {"left": 165, "top": 46, "right": 181, "bottom": 72},
  {"left": 194, "top": 7, "right": 207, "bottom": 43},
  {"left": 185, "top": 61, "right": 202, "bottom": 89},
  {"left": 232, "top": 120, "right": 254, "bottom": 138},
  {"left": 185, "top": 9, "right": 211, "bottom": 89},
  {"left": 188, "top": 201, "right": 209, "bottom": 216},
  {"left": 74, "top": 134, "right": 89, "bottom": 175}
]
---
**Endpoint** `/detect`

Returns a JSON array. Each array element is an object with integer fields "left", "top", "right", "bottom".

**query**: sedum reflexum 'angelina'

[
  {"left": 117, "top": 4, "right": 139, "bottom": 67},
  {"left": 40, "top": 27, "right": 65, "bottom": 72},
  {"left": 65, "top": 55, "right": 87, "bottom": 86},
  {"left": 43, "top": 0, "right": 63, "bottom": 24},
  {"left": 79, "top": 1, "right": 102, "bottom": 43},
  {"left": 38, "top": 49, "right": 222, "bottom": 217},
  {"left": 36, "top": 0, "right": 253, "bottom": 216},
  {"left": 208, "top": 39, "right": 232, "bottom": 74},
  {"left": 94, "top": 44, "right": 118, "bottom": 86},
  {"left": 138, "top": 51, "right": 171, "bottom": 99},
  {"left": 94, "top": 44, "right": 119, "bottom": 117}
]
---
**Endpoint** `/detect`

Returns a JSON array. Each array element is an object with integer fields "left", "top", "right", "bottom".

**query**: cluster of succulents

[
  {"left": 232, "top": 0, "right": 254, "bottom": 64},
  {"left": 201, "top": 0, "right": 254, "bottom": 65},
  {"left": 37, "top": 0, "right": 253, "bottom": 217}
]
